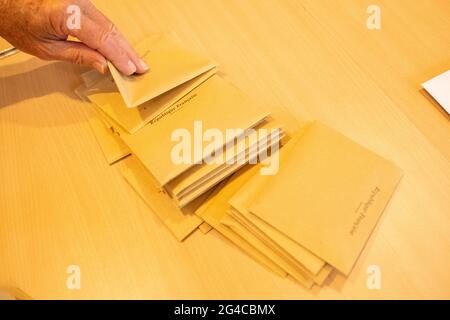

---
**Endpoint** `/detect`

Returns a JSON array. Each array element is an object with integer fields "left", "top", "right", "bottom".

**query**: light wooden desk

[{"left": 0, "top": 0, "right": 449, "bottom": 299}]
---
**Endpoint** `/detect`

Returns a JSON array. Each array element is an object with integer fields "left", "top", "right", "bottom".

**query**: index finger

[{"left": 68, "top": 1, "right": 148, "bottom": 75}]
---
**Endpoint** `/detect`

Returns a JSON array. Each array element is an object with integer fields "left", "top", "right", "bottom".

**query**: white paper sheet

[{"left": 422, "top": 70, "right": 450, "bottom": 114}]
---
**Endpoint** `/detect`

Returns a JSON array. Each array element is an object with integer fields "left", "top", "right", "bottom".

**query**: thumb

[{"left": 45, "top": 40, "right": 108, "bottom": 74}]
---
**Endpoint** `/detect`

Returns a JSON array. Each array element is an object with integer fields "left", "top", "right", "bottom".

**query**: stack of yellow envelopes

[
  {"left": 75, "top": 32, "right": 287, "bottom": 241},
  {"left": 75, "top": 33, "right": 402, "bottom": 289},
  {"left": 197, "top": 121, "right": 402, "bottom": 288}
]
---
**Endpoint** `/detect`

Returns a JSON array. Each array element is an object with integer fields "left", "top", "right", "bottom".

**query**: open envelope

[
  {"left": 248, "top": 122, "right": 403, "bottom": 275},
  {"left": 108, "top": 33, "right": 217, "bottom": 108},
  {"left": 84, "top": 68, "right": 217, "bottom": 134}
]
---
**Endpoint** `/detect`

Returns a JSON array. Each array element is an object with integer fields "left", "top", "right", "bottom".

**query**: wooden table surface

[{"left": 0, "top": 0, "right": 449, "bottom": 299}]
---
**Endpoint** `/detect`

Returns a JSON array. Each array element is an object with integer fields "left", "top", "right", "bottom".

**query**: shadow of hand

[{"left": 0, "top": 55, "right": 91, "bottom": 127}]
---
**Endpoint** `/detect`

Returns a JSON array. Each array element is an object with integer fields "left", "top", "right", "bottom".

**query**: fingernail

[
  {"left": 93, "top": 61, "right": 107, "bottom": 74},
  {"left": 139, "top": 59, "right": 149, "bottom": 72},
  {"left": 126, "top": 60, "right": 137, "bottom": 75}
]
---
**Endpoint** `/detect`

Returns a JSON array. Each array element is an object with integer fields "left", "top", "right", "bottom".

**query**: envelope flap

[{"left": 109, "top": 33, "right": 217, "bottom": 108}]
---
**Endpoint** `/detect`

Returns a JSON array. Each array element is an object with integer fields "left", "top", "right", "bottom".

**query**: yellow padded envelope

[
  {"left": 249, "top": 122, "right": 403, "bottom": 275},
  {"left": 117, "top": 75, "right": 270, "bottom": 186},
  {"left": 108, "top": 33, "right": 217, "bottom": 108},
  {"left": 121, "top": 156, "right": 204, "bottom": 241}
]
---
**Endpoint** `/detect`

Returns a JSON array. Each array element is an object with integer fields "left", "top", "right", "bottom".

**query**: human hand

[{"left": 0, "top": 0, "right": 148, "bottom": 75}]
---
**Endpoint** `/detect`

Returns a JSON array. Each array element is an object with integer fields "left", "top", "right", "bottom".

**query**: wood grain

[{"left": 0, "top": 0, "right": 449, "bottom": 299}]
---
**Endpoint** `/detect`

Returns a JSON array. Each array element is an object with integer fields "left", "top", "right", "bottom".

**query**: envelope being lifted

[
  {"left": 249, "top": 122, "right": 403, "bottom": 275},
  {"left": 108, "top": 33, "right": 217, "bottom": 108}
]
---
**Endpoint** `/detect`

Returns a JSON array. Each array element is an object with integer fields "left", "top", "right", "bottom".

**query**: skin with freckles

[{"left": 0, "top": 0, "right": 148, "bottom": 75}]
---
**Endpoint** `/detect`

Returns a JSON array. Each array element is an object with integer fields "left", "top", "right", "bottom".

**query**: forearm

[{"left": 0, "top": 0, "right": 147, "bottom": 75}]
